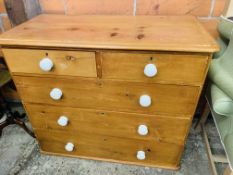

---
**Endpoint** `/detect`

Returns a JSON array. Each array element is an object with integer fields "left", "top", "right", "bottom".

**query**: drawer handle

[
  {"left": 137, "top": 150, "right": 146, "bottom": 160},
  {"left": 138, "top": 125, "right": 148, "bottom": 136},
  {"left": 144, "top": 63, "right": 157, "bottom": 77},
  {"left": 65, "top": 142, "right": 74, "bottom": 152},
  {"left": 57, "top": 116, "right": 69, "bottom": 126},
  {"left": 139, "top": 95, "right": 151, "bottom": 107},
  {"left": 50, "top": 88, "right": 63, "bottom": 100},
  {"left": 39, "top": 58, "right": 54, "bottom": 72}
]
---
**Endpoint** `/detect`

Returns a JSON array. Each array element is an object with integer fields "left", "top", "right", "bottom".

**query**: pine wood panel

[
  {"left": 2, "top": 48, "right": 97, "bottom": 77},
  {"left": 35, "top": 128, "right": 183, "bottom": 169},
  {"left": 0, "top": 15, "right": 219, "bottom": 52},
  {"left": 102, "top": 52, "right": 209, "bottom": 86},
  {"left": 25, "top": 103, "right": 190, "bottom": 144},
  {"left": 14, "top": 76, "right": 200, "bottom": 116}
]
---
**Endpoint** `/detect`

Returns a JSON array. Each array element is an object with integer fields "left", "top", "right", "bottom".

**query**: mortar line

[
  {"left": 209, "top": 0, "right": 216, "bottom": 18},
  {"left": 133, "top": 0, "right": 137, "bottom": 16},
  {"left": 198, "top": 16, "right": 220, "bottom": 20},
  {"left": 0, "top": 16, "right": 5, "bottom": 32},
  {"left": 63, "top": 0, "right": 67, "bottom": 15}
]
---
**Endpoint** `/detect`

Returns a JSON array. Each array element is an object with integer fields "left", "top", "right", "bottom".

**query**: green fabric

[
  {"left": 211, "top": 84, "right": 233, "bottom": 116},
  {"left": 213, "top": 113, "right": 233, "bottom": 168},
  {"left": 208, "top": 32, "right": 233, "bottom": 100},
  {"left": 213, "top": 37, "right": 228, "bottom": 59},
  {"left": 213, "top": 113, "right": 232, "bottom": 140},
  {"left": 218, "top": 16, "right": 233, "bottom": 40},
  {"left": 208, "top": 17, "right": 233, "bottom": 169},
  {"left": 0, "top": 69, "right": 11, "bottom": 87}
]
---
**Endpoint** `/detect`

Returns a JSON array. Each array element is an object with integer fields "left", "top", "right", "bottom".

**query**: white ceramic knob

[
  {"left": 137, "top": 150, "right": 146, "bottom": 160},
  {"left": 144, "top": 64, "right": 157, "bottom": 77},
  {"left": 139, "top": 95, "right": 151, "bottom": 107},
  {"left": 50, "top": 88, "right": 63, "bottom": 100},
  {"left": 138, "top": 125, "right": 148, "bottom": 136},
  {"left": 57, "top": 116, "right": 69, "bottom": 126},
  {"left": 39, "top": 58, "right": 54, "bottom": 72},
  {"left": 65, "top": 142, "right": 74, "bottom": 152}
]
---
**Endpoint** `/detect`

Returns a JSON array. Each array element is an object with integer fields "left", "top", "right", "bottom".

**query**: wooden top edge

[
  {"left": 0, "top": 14, "right": 219, "bottom": 53},
  {"left": 0, "top": 41, "right": 219, "bottom": 53}
]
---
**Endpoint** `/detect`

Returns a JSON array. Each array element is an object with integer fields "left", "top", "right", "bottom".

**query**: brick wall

[{"left": 39, "top": 0, "right": 225, "bottom": 16}]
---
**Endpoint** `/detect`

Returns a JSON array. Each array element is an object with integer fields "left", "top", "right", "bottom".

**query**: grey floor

[{"left": 0, "top": 105, "right": 227, "bottom": 175}]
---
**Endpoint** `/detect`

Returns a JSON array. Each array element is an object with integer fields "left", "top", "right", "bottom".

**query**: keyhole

[{"left": 66, "top": 56, "right": 76, "bottom": 61}]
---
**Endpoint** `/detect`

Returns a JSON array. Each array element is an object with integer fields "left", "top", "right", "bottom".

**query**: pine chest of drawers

[{"left": 0, "top": 15, "right": 218, "bottom": 169}]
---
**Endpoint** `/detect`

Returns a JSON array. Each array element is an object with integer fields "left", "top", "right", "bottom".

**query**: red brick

[
  {"left": 213, "top": 0, "right": 226, "bottom": 16},
  {"left": 66, "top": 0, "right": 134, "bottom": 15},
  {"left": 39, "top": 0, "right": 65, "bottom": 14},
  {"left": 136, "top": 0, "right": 211, "bottom": 17},
  {"left": 0, "top": 0, "right": 6, "bottom": 13}
]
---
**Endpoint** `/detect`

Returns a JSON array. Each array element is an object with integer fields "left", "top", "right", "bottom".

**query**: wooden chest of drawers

[{"left": 0, "top": 15, "right": 218, "bottom": 169}]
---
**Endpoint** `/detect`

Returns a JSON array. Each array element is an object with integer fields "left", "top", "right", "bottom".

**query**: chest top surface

[{"left": 0, "top": 14, "right": 218, "bottom": 53}]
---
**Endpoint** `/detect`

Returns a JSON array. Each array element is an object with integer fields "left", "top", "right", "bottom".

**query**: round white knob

[
  {"left": 57, "top": 116, "right": 69, "bottom": 126},
  {"left": 139, "top": 95, "right": 152, "bottom": 107},
  {"left": 39, "top": 58, "right": 54, "bottom": 72},
  {"left": 144, "top": 64, "right": 157, "bottom": 77},
  {"left": 138, "top": 125, "right": 148, "bottom": 136},
  {"left": 65, "top": 142, "right": 74, "bottom": 152},
  {"left": 50, "top": 88, "right": 63, "bottom": 100},
  {"left": 137, "top": 150, "right": 146, "bottom": 160}
]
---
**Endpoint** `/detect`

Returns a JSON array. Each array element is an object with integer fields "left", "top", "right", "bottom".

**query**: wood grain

[
  {"left": 102, "top": 51, "right": 209, "bottom": 86},
  {"left": 3, "top": 48, "right": 97, "bottom": 77},
  {"left": 25, "top": 103, "right": 190, "bottom": 144},
  {"left": 35, "top": 128, "right": 183, "bottom": 169},
  {"left": 14, "top": 76, "right": 200, "bottom": 116},
  {"left": 0, "top": 15, "right": 219, "bottom": 52}
]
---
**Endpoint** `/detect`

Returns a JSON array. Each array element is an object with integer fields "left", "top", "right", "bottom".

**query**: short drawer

[
  {"left": 15, "top": 76, "right": 199, "bottom": 116},
  {"left": 25, "top": 103, "right": 190, "bottom": 144},
  {"left": 2, "top": 48, "right": 97, "bottom": 77},
  {"left": 35, "top": 129, "right": 183, "bottom": 169},
  {"left": 102, "top": 52, "right": 209, "bottom": 85}
]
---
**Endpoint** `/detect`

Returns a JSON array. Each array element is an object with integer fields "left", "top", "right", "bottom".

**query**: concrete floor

[{"left": 0, "top": 105, "right": 227, "bottom": 175}]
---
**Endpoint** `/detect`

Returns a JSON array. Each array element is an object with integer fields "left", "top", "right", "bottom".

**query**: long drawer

[
  {"left": 102, "top": 52, "right": 209, "bottom": 85},
  {"left": 35, "top": 129, "right": 183, "bottom": 169},
  {"left": 3, "top": 48, "right": 97, "bottom": 77},
  {"left": 25, "top": 103, "right": 190, "bottom": 144},
  {"left": 15, "top": 76, "right": 199, "bottom": 116}
]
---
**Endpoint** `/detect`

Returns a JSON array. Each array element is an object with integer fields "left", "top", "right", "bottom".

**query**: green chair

[{"left": 199, "top": 15, "right": 233, "bottom": 175}]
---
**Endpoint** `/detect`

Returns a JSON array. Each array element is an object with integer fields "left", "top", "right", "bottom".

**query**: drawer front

[
  {"left": 3, "top": 49, "right": 97, "bottom": 77},
  {"left": 102, "top": 52, "right": 209, "bottom": 85},
  {"left": 35, "top": 129, "right": 183, "bottom": 169},
  {"left": 25, "top": 103, "right": 190, "bottom": 144},
  {"left": 15, "top": 76, "right": 199, "bottom": 116}
]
